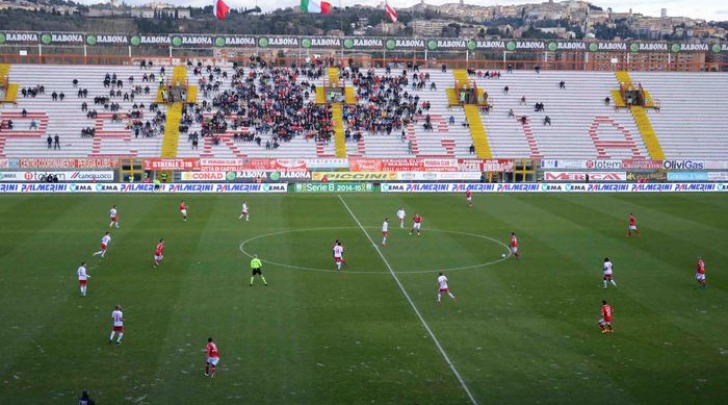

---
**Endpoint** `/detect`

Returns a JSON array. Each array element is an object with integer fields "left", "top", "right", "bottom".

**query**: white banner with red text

[
  {"left": 0, "top": 171, "right": 114, "bottom": 182},
  {"left": 543, "top": 172, "right": 627, "bottom": 182},
  {"left": 540, "top": 159, "right": 728, "bottom": 171}
]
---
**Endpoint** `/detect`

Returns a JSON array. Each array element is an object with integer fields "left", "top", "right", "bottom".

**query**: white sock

[
  {"left": 110, "top": 331, "right": 115, "bottom": 341},
  {"left": 238, "top": 215, "right": 243, "bottom": 219},
  {"left": 611, "top": 280, "right": 617, "bottom": 287},
  {"left": 448, "top": 292, "right": 455, "bottom": 299},
  {"left": 603, "top": 280, "right": 608, "bottom": 288},
  {"left": 337, "top": 262, "right": 341, "bottom": 270},
  {"left": 437, "top": 293, "right": 441, "bottom": 302},
  {"left": 101, "top": 251, "right": 106, "bottom": 258},
  {"left": 117, "top": 333, "right": 124, "bottom": 342},
  {"left": 382, "top": 237, "right": 387, "bottom": 244},
  {"left": 109, "top": 222, "right": 113, "bottom": 227},
  {"left": 93, "top": 251, "right": 100, "bottom": 256}
]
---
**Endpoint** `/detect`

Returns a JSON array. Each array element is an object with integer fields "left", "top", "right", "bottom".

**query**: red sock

[{"left": 205, "top": 365, "right": 209, "bottom": 374}]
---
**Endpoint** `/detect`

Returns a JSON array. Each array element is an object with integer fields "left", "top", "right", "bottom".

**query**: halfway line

[{"left": 337, "top": 195, "right": 479, "bottom": 405}]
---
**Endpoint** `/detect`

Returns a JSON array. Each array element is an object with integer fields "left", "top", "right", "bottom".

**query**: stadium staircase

[
  {"left": 327, "top": 67, "right": 339, "bottom": 87},
  {"left": 161, "top": 102, "right": 182, "bottom": 158},
  {"left": 331, "top": 103, "right": 347, "bottom": 158},
  {"left": 452, "top": 69, "right": 493, "bottom": 159},
  {"left": 1, "top": 64, "right": 19, "bottom": 103},
  {"left": 344, "top": 87, "right": 356, "bottom": 104},
  {"left": 315, "top": 87, "right": 326, "bottom": 104},
  {"left": 614, "top": 71, "right": 664, "bottom": 160},
  {"left": 463, "top": 105, "right": 492, "bottom": 159}
]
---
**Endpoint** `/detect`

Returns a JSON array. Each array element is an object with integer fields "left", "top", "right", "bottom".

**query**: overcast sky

[{"left": 78, "top": 1, "right": 726, "bottom": 21}]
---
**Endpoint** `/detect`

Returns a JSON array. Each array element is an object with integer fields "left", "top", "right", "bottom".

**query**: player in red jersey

[
  {"left": 410, "top": 213, "right": 423, "bottom": 237},
  {"left": 466, "top": 190, "right": 472, "bottom": 207},
  {"left": 109, "top": 205, "right": 119, "bottom": 228},
  {"left": 626, "top": 213, "right": 640, "bottom": 237},
  {"left": 179, "top": 200, "right": 188, "bottom": 222},
  {"left": 695, "top": 256, "right": 706, "bottom": 288},
  {"left": 598, "top": 300, "right": 614, "bottom": 333},
  {"left": 205, "top": 337, "right": 220, "bottom": 378},
  {"left": 153, "top": 238, "right": 165, "bottom": 269},
  {"left": 510, "top": 232, "right": 520, "bottom": 259}
]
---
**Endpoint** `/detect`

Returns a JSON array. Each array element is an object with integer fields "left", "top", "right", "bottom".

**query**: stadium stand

[{"left": 1, "top": 62, "right": 726, "bottom": 160}]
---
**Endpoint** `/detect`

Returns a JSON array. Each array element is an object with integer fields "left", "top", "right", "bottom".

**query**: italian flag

[{"left": 301, "top": 0, "right": 332, "bottom": 14}]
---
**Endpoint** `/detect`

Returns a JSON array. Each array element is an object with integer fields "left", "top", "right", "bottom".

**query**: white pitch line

[{"left": 337, "top": 195, "right": 479, "bottom": 405}]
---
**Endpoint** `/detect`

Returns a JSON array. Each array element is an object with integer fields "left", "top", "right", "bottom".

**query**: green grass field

[{"left": 0, "top": 193, "right": 727, "bottom": 404}]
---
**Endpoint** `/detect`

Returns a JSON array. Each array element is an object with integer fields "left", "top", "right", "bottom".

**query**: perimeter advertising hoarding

[
  {"left": 543, "top": 172, "right": 627, "bottom": 181},
  {"left": 0, "top": 171, "right": 114, "bottom": 182},
  {"left": 294, "top": 183, "right": 374, "bottom": 193},
  {"left": 312, "top": 172, "right": 398, "bottom": 182}
]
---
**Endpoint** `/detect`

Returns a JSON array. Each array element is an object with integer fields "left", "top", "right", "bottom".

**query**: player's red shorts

[
  {"left": 110, "top": 216, "right": 117, "bottom": 222},
  {"left": 603, "top": 274, "right": 612, "bottom": 280},
  {"left": 382, "top": 231, "right": 388, "bottom": 236},
  {"left": 101, "top": 244, "right": 107, "bottom": 250},
  {"left": 79, "top": 280, "right": 87, "bottom": 286},
  {"left": 439, "top": 288, "right": 449, "bottom": 293},
  {"left": 112, "top": 325, "right": 124, "bottom": 332},
  {"left": 334, "top": 257, "right": 342, "bottom": 263}
]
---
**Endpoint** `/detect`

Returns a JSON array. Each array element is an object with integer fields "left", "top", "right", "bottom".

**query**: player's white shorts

[
  {"left": 155, "top": 255, "right": 163, "bottom": 261},
  {"left": 467, "top": 197, "right": 472, "bottom": 202},
  {"left": 207, "top": 356, "right": 220, "bottom": 366},
  {"left": 181, "top": 209, "right": 187, "bottom": 216},
  {"left": 413, "top": 223, "right": 421, "bottom": 230},
  {"left": 695, "top": 273, "right": 705, "bottom": 281},
  {"left": 629, "top": 225, "right": 637, "bottom": 230},
  {"left": 598, "top": 318, "right": 611, "bottom": 326},
  {"left": 511, "top": 247, "right": 518, "bottom": 253}
]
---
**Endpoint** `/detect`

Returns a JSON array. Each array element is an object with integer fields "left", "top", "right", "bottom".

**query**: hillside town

[{"left": 0, "top": 0, "right": 726, "bottom": 41}]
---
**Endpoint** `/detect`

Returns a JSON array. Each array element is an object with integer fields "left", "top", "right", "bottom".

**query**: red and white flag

[
  {"left": 385, "top": 1, "right": 398, "bottom": 23},
  {"left": 214, "top": 0, "right": 230, "bottom": 21}
]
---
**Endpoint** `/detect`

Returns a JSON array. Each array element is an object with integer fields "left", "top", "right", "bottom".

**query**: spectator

[
  {"left": 503, "top": 85, "right": 509, "bottom": 94},
  {"left": 520, "top": 115, "right": 528, "bottom": 125},
  {"left": 535, "top": 65, "right": 541, "bottom": 74},
  {"left": 441, "top": 64, "right": 447, "bottom": 73},
  {"left": 21, "top": 108, "right": 27, "bottom": 118},
  {"left": 7, "top": 120, "right": 13, "bottom": 129},
  {"left": 51, "top": 91, "right": 58, "bottom": 101},
  {"left": 604, "top": 96, "right": 611, "bottom": 106},
  {"left": 520, "top": 96, "right": 527, "bottom": 105},
  {"left": 449, "top": 115, "right": 455, "bottom": 125},
  {"left": 508, "top": 108, "right": 515, "bottom": 118},
  {"left": 47, "top": 135, "right": 52, "bottom": 149},
  {"left": 78, "top": 389, "right": 95, "bottom": 405},
  {"left": 507, "top": 64, "right": 513, "bottom": 73},
  {"left": 72, "top": 79, "right": 78, "bottom": 88},
  {"left": 469, "top": 144, "right": 476, "bottom": 154},
  {"left": 54, "top": 134, "right": 60, "bottom": 149},
  {"left": 544, "top": 116, "right": 551, "bottom": 126},
  {"left": 29, "top": 119, "right": 38, "bottom": 129},
  {"left": 59, "top": 92, "right": 65, "bottom": 101},
  {"left": 559, "top": 81, "right": 566, "bottom": 90}
]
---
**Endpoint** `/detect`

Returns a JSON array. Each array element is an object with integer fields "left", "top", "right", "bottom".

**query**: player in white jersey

[
  {"left": 93, "top": 232, "right": 111, "bottom": 259},
  {"left": 396, "top": 207, "right": 406, "bottom": 228},
  {"left": 109, "top": 205, "right": 119, "bottom": 228},
  {"left": 77, "top": 261, "right": 90, "bottom": 296},
  {"left": 436, "top": 272, "right": 456, "bottom": 303},
  {"left": 381, "top": 218, "right": 389, "bottom": 246},
  {"left": 333, "top": 242, "right": 345, "bottom": 271},
  {"left": 109, "top": 305, "right": 124, "bottom": 344},
  {"left": 238, "top": 201, "right": 250, "bottom": 221},
  {"left": 602, "top": 257, "right": 617, "bottom": 288}
]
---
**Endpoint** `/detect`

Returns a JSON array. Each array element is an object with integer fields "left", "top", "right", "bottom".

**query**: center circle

[{"left": 239, "top": 227, "right": 511, "bottom": 274}]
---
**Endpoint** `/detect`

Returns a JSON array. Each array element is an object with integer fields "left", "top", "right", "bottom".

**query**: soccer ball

[{"left": 501, "top": 253, "right": 507, "bottom": 258}]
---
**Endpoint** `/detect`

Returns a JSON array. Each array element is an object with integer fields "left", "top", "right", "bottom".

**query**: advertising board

[
  {"left": 0, "top": 171, "right": 114, "bottom": 182},
  {"left": 543, "top": 172, "right": 627, "bottom": 181},
  {"left": 312, "top": 172, "right": 398, "bottom": 181},
  {"left": 294, "top": 183, "right": 374, "bottom": 193}
]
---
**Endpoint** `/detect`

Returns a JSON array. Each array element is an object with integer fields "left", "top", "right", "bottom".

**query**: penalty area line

[{"left": 337, "top": 195, "right": 479, "bottom": 405}]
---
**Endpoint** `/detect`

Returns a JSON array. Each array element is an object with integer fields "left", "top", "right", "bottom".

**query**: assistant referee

[{"left": 249, "top": 255, "right": 268, "bottom": 287}]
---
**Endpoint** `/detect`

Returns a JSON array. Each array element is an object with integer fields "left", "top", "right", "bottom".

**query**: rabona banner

[
  {"left": 0, "top": 183, "right": 288, "bottom": 193},
  {"left": 2, "top": 32, "right": 726, "bottom": 53},
  {"left": 543, "top": 172, "right": 627, "bottom": 182},
  {"left": 380, "top": 183, "right": 728, "bottom": 193},
  {"left": 0, "top": 171, "right": 114, "bottom": 182}
]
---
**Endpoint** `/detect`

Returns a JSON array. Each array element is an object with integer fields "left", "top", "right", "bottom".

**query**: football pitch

[{"left": 0, "top": 192, "right": 727, "bottom": 404}]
